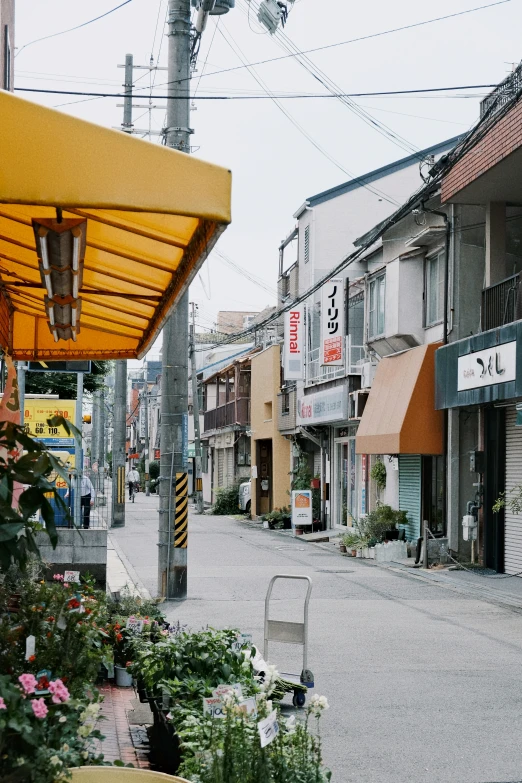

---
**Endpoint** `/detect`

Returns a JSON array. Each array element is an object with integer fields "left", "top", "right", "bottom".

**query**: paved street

[{"left": 111, "top": 494, "right": 522, "bottom": 783}]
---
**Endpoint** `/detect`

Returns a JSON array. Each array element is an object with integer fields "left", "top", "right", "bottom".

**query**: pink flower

[
  {"left": 53, "top": 574, "right": 64, "bottom": 581},
  {"left": 0, "top": 697, "right": 6, "bottom": 710},
  {"left": 48, "top": 679, "right": 70, "bottom": 704},
  {"left": 18, "top": 673, "right": 37, "bottom": 695},
  {"left": 63, "top": 583, "right": 69, "bottom": 588},
  {"left": 31, "top": 698, "right": 48, "bottom": 719}
]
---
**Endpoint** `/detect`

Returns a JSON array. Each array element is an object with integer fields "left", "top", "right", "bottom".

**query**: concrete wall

[
  {"left": 250, "top": 345, "right": 291, "bottom": 516},
  {"left": 36, "top": 529, "right": 107, "bottom": 587}
]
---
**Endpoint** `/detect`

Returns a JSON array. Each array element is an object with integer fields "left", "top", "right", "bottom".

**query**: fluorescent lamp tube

[
  {"left": 44, "top": 273, "right": 54, "bottom": 300},
  {"left": 72, "top": 274, "right": 78, "bottom": 299},
  {"left": 71, "top": 306, "right": 77, "bottom": 327},
  {"left": 72, "top": 234, "right": 80, "bottom": 272},
  {"left": 48, "top": 305, "right": 55, "bottom": 326},
  {"left": 40, "top": 234, "right": 50, "bottom": 270}
]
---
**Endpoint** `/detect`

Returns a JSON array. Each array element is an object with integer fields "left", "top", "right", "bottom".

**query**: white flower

[
  {"left": 78, "top": 724, "right": 92, "bottom": 738},
  {"left": 310, "top": 694, "right": 329, "bottom": 714},
  {"left": 318, "top": 696, "right": 329, "bottom": 710},
  {"left": 285, "top": 715, "right": 296, "bottom": 733},
  {"left": 61, "top": 744, "right": 70, "bottom": 752},
  {"left": 81, "top": 751, "right": 89, "bottom": 760},
  {"left": 84, "top": 703, "right": 100, "bottom": 717},
  {"left": 50, "top": 756, "right": 62, "bottom": 767},
  {"left": 242, "top": 650, "right": 252, "bottom": 661},
  {"left": 58, "top": 716, "right": 67, "bottom": 723}
]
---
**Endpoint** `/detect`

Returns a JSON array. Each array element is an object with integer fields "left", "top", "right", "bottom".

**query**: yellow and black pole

[{"left": 175, "top": 472, "right": 189, "bottom": 548}]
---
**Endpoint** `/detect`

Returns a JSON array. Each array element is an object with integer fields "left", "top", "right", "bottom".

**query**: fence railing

[
  {"left": 203, "top": 397, "right": 250, "bottom": 433},
  {"left": 481, "top": 63, "right": 522, "bottom": 119},
  {"left": 305, "top": 338, "right": 365, "bottom": 387},
  {"left": 481, "top": 272, "right": 522, "bottom": 331}
]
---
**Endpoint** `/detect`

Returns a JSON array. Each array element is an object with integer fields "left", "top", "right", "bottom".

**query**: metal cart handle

[{"left": 264, "top": 575, "right": 312, "bottom": 668}]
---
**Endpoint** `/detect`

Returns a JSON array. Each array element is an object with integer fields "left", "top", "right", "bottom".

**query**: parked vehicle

[{"left": 239, "top": 479, "right": 251, "bottom": 513}]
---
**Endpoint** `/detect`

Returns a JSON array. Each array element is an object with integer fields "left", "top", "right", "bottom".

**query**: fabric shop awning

[
  {"left": 356, "top": 343, "right": 443, "bottom": 455},
  {"left": 0, "top": 91, "right": 231, "bottom": 360}
]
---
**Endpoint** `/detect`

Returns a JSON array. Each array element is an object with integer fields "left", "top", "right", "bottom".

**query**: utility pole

[
  {"left": 74, "top": 373, "right": 84, "bottom": 529},
  {"left": 190, "top": 302, "right": 204, "bottom": 513},
  {"left": 17, "top": 362, "right": 25, "bottom": 428},
  {"left": 143, "top": 368, "right": 150, "bottom": 496},
  {"left": 158, "top": 0, "right": 192, "bottom": 600},
  {"left": 112, "top": 361, "right": 127, "bottom": 527},
  {"left": 97, "top": 387, "right": 105, "bottom": 488},
  {"left": 122, "top": 53, "right": 133, "bottom": 133}
]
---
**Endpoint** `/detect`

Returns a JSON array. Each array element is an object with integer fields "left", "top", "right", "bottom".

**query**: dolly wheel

[{"left": 292, "top": 691, "right": 306, "bottom": 708}]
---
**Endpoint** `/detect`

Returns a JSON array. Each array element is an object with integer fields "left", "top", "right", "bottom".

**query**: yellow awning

[
  {"left": 355, "top": 343, "right": 443, "bottom": 455},
  {"left": 0, "top": 91, "right": 231, "bottom": 360}
]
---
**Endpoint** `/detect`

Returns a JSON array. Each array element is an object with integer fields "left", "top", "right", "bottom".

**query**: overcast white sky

[{"left": 14, "top": 0, "right": 522, "bottom": 363}]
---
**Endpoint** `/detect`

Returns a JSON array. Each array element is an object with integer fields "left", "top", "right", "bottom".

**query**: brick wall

[
  {"left": 442, "top": 99, "right": 522, "bottom": 203},
  {"left": 0, "top": 0, "right": 15, "bottom": 92}
]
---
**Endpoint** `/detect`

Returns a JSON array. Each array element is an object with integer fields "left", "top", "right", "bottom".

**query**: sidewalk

[{"left": 97, "top": 684, "right": 151, "bottom": 769}]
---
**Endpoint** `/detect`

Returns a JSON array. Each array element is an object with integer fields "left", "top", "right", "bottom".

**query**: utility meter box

[
  {"left": 470, "top": 450, "right": 484, "bottom": 474},
  {"left": 462, "top": 514, "right": 477, "bottom": 541}
]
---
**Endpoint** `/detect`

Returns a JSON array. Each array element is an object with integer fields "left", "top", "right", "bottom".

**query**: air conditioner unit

[
  {"left": 349, "top": 390, "right": 369, "bottom": 420},
  {"left": 361, "top": 361, "right": 377, "bottom": 389}
]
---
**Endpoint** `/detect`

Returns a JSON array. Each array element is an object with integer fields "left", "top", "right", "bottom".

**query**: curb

[{"left": 107, "top": 533, "right": 152, "bottom": 601}]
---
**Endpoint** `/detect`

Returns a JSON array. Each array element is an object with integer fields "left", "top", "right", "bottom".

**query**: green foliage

[
  {"left": 261, "top": 507, "right": 291, "bottom": 530},
  {"left": 356, "top": 505, "right": 408, "bottom": 544},
  {"left": 341, "top": 532, "right": 361, "bottom": 549},
  {"left": 0, "top": 417, "right": 75, "bottom": 573},
  {"left": 213, "top": 485, "right": 241, "bottom": 515},
  {"left": 494, "top": 485, "right": 522, "bottom": 515},
  {"left": 370, "top": 459, "right": 387, "bottom": 491},
  {"left": 149, "top": 460, "right": 160, "bottom": 480},
  {"left": 25, "top": 361, "right": 111, "bottom": 399}
]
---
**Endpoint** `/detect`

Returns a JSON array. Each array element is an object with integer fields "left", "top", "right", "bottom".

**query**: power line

[
  {"left": 15, "top": 83, "right": 497, "bottom": 99},
  {"left": 15, "top": 0, "right": 134, "bottom": 58}
]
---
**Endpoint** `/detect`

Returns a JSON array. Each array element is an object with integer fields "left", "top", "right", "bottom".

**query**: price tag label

[
  {"left": 203, "top": 697, "right": 226, "bottom": 718},
  {"left": 258, "top": 710, "right": 279, "bottom": 748},
  {"left": 212, "top": 683, "right": 243, "bottom": 699},
  {"left": 25, "top": 635, "right": 36, "bottom": 661},
  {"left": 64, "top": 571, "right": 80, "bottom": 583},
  {"left": 126, "top": 617, "right": 144, "bottom": 633},
  {"left": 238, "top": 697, "right": 257, "bottom": 718},
  {"left": 231, "top": 633, "right": 253, "bottom": 652}
]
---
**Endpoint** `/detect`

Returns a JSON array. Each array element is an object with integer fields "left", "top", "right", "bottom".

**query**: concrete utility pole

[
  {"left": 74, "top": 373, "right": 84, "bottom": 529},
  {"left": 112, "top": 361, "right": 127, "bottom": 527},
  {"left": 122, "top": 53, "right": 133, "bottom": 133},
  {"left": 143, "top": 369, "right": 150, "bottom": 496},
  {"left": 190, "top": 302, "right": 204, "bottom": 513},
  {"left": 97, "top": 388, "right": 105, "bottom": 488},
  {"left": 158, "top": 0, "right": 192, "bottom": 601}
]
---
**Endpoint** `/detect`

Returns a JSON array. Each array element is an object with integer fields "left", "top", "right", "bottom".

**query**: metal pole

[
  {"left": 423, "top": 519, "right": 429, "bottom": 570},
  {"left": 113, "top": 360, "right": 127, "bottom": 527},
  {"left": 144, "top": 369, "right": 150, "bottom": 496},
  {"left": 122, "top": 53, "right": 133, "bottom": 132},
  {"left": 17, "top": 362, "right": 25, "bottom": 428},
  {"left": 190, "top": 303, "right": 204, "bottom": 513},
  {"left": 158, "top": 0, "right": 192, "bottom": 600},
  {"left": 98, "top": 386, "right": 105, "bottom": 486},
  {"left": 75, "top": 373, "right": 84, "bottom": 529}
]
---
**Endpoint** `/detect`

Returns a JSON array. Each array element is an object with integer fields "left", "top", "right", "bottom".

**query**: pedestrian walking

[{"left": 80, "top": 475, "right": 95, "bottom": 529}]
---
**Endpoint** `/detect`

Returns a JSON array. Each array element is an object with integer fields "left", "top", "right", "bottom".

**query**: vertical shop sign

[
  {"left": 283, "top": 305, "right": 305, "bottom": 380},
  {"left": 361, "top": 454, "right": 367, "bottom": 515},
  {"left": 321, "top": 278, "right": 344, "bottom": 366}
]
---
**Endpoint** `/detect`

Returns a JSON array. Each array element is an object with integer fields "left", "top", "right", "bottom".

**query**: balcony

[
  {"left": 481, "top": 62, "right": 522, "bottom": 120},
  {"left": 277, "top": 388, "right": 296, "bottom": 432},
  {"left": 305, "top": 337, "right": 365, "bottom": 387},
  {"left": 482, "top": 273, "right": 522, "bottom": 331},
  {"left": 203, "top": 397, "right": 250, "bottom": 433}
]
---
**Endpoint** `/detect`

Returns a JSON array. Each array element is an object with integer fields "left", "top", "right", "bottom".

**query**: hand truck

[{"left": 264, "top": 574, "right": 314, "bottom": 707}]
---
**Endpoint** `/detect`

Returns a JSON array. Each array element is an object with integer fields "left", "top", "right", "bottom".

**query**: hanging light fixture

[{"left": 32, "top": 216, "right": 87, "bottom": 343}]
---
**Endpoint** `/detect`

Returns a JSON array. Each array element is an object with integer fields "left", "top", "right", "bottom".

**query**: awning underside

[
  {"left": 355, "top": 343, "right": 443, "bottom": 455},
  {"left": 0, "top": 91, "right": 231, "bottom": 360}
]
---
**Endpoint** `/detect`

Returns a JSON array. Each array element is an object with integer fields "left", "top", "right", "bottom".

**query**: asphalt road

[{"left": 112, "top": 494, "right": 522, "bottom": 783}]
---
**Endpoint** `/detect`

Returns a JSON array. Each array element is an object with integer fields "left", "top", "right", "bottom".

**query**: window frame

[
  {"left": 368, "top": 273, "right": 386, "bottom": 339},
  {"left": 424, "top": 247, "right": 445, "bottom": 327}
]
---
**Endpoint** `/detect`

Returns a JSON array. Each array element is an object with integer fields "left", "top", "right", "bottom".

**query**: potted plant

[
  {"left": 341, "top": 532, "right": 360, "bottom": 556},
  {"left": 370, "top": 458, "right": 387, "bottom": 495}
]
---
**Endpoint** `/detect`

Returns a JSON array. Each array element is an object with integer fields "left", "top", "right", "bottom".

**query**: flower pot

[
  {"left": 351, "top": 549, "right": 357, "bottom": 557},
  {"left": 339, "top": 544, "right": 347, "bottom": 553},
  {"left": 115, "top": 665, "right": 133, "bottom": 687},
  {"left": 310, "top": 478, "right": 320, "bottom": 489},
  {"left": 295, "top": 527, "right": 304, "bottom": 536},
  {"left": 385, "top": 529, "right": 399, "bottom": 541}
]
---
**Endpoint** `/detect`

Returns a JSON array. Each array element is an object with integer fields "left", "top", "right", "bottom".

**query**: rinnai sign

[
  {"left": 457, "top": 341, "right": 516, "bottom": 391},
  {"left": 297, "top": 387, "right": 347, "bottom": 425},
  {"left": 283, "top": 305, "right": 305, "bottom": 380},
  {"left": 321, "top": 278, "right": 344, "bottom": 366}
]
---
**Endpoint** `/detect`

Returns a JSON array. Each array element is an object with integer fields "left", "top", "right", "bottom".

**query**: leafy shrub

[
  {"left": 356, "top": 505, "right": 408, "bottom": 543},
  {"left": 370, "top": 459, "right": 387, "bottom": 491},
  {"left": 213, "top": 485, "right": 240, "bottom": 515}
]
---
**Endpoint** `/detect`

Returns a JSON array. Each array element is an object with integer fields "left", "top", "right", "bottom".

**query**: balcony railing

[
  {"left": 203, "top": 397, "right": 250, "bottom": 433},
  {"left": 481, "top": 62, "right": 522, "bottom": 119},
  {"left": 481, "top": 272, "right": 522, "bottom": 331},
  {"left": 305, "top": 337, "right": 365, "bottom": 387}
]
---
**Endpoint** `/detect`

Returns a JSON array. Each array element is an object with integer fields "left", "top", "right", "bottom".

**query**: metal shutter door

[
  {"left": 313, "top": 449, "right": 321, "bottom": 477},
  {"left": 505, "top": 407, "right": 522, "bottom": 575},
  {"left": 399, "top": 455, "right": 422, "bottom": 540},
  {"left": 226, "top": 447, "right": 234, "bottom": 488},
  {"left": 217, "top": 449, "right": 224, "bottom": 488}
]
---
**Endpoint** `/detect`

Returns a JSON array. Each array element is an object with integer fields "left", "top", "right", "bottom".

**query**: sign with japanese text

[
  {"left": 297, "top": 387, "right": 348, "bottom": 426},
  {"left": 457, "top": 341, "right": 516, "bottom": 391},
  {"left": 258, "top": 710, "right": 280, "bottom": 748},
  {"left": 24, "top": 399, "right": 75, "bottom": 446},
  {"left": 283, "top": 305, "right": 305, "bottom": 380},
  {"left": 321, "top": 278, "right": 344, "bottom": 366}
]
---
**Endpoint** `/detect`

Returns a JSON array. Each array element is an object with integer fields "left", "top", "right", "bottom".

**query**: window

[
  {"left": 425, "top": 250, "right": 445, "bottom": 326},
  {"left": 264, "top": 401, "right": 273, "bottom": 420},
  {"left": 368, "top": 274, "right": 385, "bottom": 338},
  {"left": 3, "top": 26, "right": 11, "bottom": 91},
  {"left": 304, "top": 225, "right": 310, "bottom": 264}
]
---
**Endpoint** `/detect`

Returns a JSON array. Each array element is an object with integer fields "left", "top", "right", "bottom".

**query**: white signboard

[
  {"left": 64, "top": 570, "right": 80, "bottom": 583},
  {"left": 321, "top": 278, "right": 344, "bottom": 366},
  {"left": 258, "top": 710, "right": 280, "bottom": 748},
  {"left": 283, "top": 305, "right": 305, "bottom": 380},
  {"left": 457, "top": 341, "right": 516, "bottom": 391},
  {"left": 296, "top": 387, "right": 348, "bottom": 426},
  {"left": 203, "top": 697, "right": 226, "bottom": 718},
  {"left": 292, "top": 490, "right": 313, "bottom": 528}
]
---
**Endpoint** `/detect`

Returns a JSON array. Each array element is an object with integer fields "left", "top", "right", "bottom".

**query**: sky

[{"left": 13, "top": 0, "right": 522, "bottom": 364}]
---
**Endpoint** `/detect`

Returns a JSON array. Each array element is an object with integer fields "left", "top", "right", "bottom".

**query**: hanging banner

[
  {"left": 321, "top": 278, "right": 344, "bottom": 366},
  {"left": 283, "top": 305, "right": 305, "bottom": 380}
]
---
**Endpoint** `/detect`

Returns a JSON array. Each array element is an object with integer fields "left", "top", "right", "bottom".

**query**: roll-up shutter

[
  {"left": 217, "top": 449, "right": 224, "bottom": 488},
  {"left": 313, "top": 449, "right": 321, "bottom": 477},
  {"left": 226, "top": 447, "right": 235, "bottom": 487},
  {"left": 505, "top": 407, "right": 522, "bottom": 575},
  {"left": 399, "top": 455, "right": 422, "bottom": 540}
]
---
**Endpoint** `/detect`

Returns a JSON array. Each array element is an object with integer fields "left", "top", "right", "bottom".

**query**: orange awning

[
  {"left": 355, "top": 343, "right": 443, "bottom": 455},
  {"left": 0, "top": 91, "right": 231, "bottom": 360}
]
